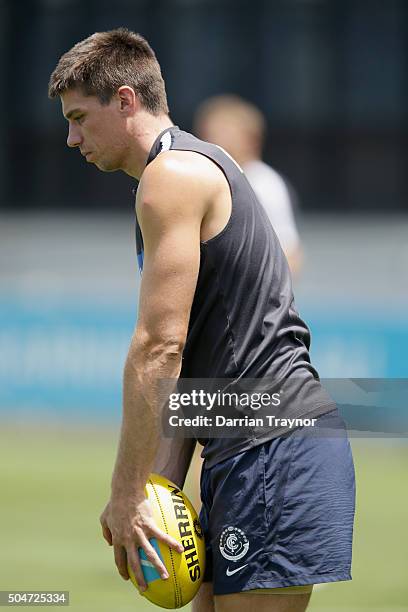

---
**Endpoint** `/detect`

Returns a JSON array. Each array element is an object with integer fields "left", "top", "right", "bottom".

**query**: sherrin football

[{"left": 128, "top": 473, "right": 206, "bottom": 609}]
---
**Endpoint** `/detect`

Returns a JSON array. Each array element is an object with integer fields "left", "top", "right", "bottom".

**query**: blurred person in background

[{"left": 194, "top": 95, "right": 303, "bottom": 277}]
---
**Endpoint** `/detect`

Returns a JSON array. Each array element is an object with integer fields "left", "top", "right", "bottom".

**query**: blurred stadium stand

[{"left": 0, "top": 0, "right": 407, "bottom": 212}]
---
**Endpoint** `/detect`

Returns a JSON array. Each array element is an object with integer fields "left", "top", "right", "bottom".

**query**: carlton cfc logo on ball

[{"left": 219, "top": 526, "right": 249, "bottom": 562}]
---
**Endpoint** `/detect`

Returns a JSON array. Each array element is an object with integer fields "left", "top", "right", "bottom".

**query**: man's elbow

[{"left": 127, "top": 329, "right": 186, "bottom": 370}]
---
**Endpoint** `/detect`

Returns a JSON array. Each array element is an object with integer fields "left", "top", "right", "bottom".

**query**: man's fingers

[
  {"left": 113, "top": 544, "right": 129, "bottom": 580},
  {"left": 126, "top": 545, "right": 147, "bottom": 592},
  {"left": 138, "top": 535, "right": 169, "bottom": 580},
  {"left": 153, "top": 530, "right": 184, "bottom": 555},
  {"left": 101, "top": 522, "right": 113, "bottom": 546},
  {"left": 99, "top": 506, "right": 113, "bottom": 545}
]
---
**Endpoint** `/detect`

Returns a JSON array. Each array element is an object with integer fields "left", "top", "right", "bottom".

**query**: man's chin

[{"left": 94, "top": 160, "right": 118, "bottom": 173}]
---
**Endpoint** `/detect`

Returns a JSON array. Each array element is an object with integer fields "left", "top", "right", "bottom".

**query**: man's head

[
  {"left": 49, "top": 28, "right": 169, "bottom": 174},
  {"left": 194, "top": 95, "right": 266, "bottom": 166}
]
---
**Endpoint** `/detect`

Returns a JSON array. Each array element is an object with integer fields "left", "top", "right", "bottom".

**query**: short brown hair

[{"left": 48, "top": 28, "right": 169, "bottom": 115}]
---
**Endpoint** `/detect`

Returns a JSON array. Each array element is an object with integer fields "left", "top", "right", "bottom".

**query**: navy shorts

[{"left": 199, "top": 408, "right": 356, "bottom": 595}]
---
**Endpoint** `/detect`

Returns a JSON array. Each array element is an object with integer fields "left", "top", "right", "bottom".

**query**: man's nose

[{"left": 67, "top": 124, "right": 82, "bottom": 148}]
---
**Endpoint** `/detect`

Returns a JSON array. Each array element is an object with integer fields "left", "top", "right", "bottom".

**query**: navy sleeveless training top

[{"left": 136, "top": 126, "right": 335, "bottom": 467}]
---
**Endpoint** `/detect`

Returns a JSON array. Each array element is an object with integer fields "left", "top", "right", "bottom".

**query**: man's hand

[{"left": 99, "top": 496, "right": 184, "bottom": 591}]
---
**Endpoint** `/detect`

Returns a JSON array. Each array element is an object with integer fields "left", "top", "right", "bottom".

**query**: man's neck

[{"left": 123, "top": 113, "right": 174, "bottom": 179}]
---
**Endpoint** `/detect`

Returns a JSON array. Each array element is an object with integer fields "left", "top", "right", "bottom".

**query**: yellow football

[{"left": 128, "top": 473, "right": 206, "bottom": 609}]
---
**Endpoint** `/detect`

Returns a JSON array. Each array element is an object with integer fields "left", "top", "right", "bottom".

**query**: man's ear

[{"left": 117, "top": 86, "right": 138, "bottom": 115}]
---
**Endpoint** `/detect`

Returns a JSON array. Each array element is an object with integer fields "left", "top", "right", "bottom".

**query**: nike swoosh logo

[{"left": 226, "top": 564, "right": 248, "bottom": 576}]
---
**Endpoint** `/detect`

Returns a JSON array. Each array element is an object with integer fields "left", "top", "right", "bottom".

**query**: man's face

[{"left": 61, "top": 88, "right": 128, "bottom": 172}]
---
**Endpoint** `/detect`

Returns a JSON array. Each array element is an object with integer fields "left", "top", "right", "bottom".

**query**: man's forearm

[
  {"left": 111, "top": 339, "right": 183, "bottom": 499},
  {"left": 152, "top": 436, "right": 197, "bottom": 489}
]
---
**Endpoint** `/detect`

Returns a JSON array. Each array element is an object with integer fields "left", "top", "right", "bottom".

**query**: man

[
  {"left": 49, "top": 28, "right": 355, "bottom": 612},
  {"left": 194, "top": 95, "right": 303, "bottom": 277}
]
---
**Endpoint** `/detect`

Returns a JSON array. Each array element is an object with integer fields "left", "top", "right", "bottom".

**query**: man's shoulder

[
  {"left": 140, "top": 146, "right": 225, "bottom": 202},
  {"left": 137, "top": 151, "right": 216, "bottom": 227},
  {"left": 146, "top": 147, "right": 210, "bottom": 175}
]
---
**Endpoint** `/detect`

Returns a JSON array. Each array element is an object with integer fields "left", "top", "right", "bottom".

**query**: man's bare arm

[
  {"left": 152, "top": 436, "right": 197, "bottom": 489},
  {"left": 100, "top": 151, "right": 207, "bottom": 589}
]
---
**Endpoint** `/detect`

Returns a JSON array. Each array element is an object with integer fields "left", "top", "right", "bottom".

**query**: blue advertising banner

[{"left": 1, "top": 297, "right": 407, "bottom": 422}]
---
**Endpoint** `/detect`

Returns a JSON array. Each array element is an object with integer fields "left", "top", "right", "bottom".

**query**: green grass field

[{"left": 1, "top": 425, "right": 407, "bottom": 611}]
